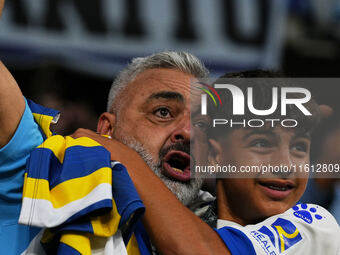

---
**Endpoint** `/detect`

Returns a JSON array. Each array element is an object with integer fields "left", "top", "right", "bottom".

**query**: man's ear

[
  {"left": 208, "top": 138, "right": 223, "bottom": 165},
  {"left": 97, "top": 112, "right": 116, "bottom": 136}
]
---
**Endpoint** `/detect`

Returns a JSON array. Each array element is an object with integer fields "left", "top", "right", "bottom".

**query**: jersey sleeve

[
  {"left": 0, "top": 98, "right": 44, "bottom": 254},
  {"left": 215, "top": 226, "right": 256, "bottom": 255},
  {"left": 217, "top": 203, "right": 340, "bottom": 255},
  {"left": 0, "top": 97, "right": 44, "bottom": 206}
]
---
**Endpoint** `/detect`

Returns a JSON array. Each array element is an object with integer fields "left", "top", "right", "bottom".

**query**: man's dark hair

[{"left": 207, "top": 70, "right": 321, "bottom": 138}]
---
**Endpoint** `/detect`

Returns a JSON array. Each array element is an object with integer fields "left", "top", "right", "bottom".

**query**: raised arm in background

[{"left": 0, "top": 61, "right": 25, "bottom": 148}]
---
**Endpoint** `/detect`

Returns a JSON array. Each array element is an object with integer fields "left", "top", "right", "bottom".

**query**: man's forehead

[
  {"left": 122, "top": 68, "right": 195, "bottom": 104},
  {"left": 146, "top": 91, "right": 184, "bottom": 103},
  {"left": 132, "top": 68, "right": 192, "bottom": 90}
]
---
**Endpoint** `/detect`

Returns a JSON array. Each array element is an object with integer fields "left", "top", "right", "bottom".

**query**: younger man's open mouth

[{"left": 258, "top": 179, "right": 296, "bottom": 200}]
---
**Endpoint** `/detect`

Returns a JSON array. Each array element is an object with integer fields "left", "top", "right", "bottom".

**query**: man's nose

[{"left": 170, "top": 118, "right": 190, "bottom": 143}]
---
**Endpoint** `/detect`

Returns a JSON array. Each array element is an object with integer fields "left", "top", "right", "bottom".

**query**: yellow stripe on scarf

[
  {"left": 32, "top": 113, "right": 54, "bottom": 138},
  {"left": 60, "top": 232, "right": 91, "bottom": 255},
  {"left": 22, "top": 167, "right": 112, "bottom": 208},
  {"left": 127, "top": 234, "right": 141, "bottom": 255},
  {"left": 37, "top": 135, "right": 102, "bottom": 163},
  {"left": 90, "top": 200, "right": 121, "bottom": 237}
]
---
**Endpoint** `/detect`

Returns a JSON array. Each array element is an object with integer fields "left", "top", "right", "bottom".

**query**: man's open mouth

[{"left": 162, "top": 151, "right": 191, "bottom": 182}]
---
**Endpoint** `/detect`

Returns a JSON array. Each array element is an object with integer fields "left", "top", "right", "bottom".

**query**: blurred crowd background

[{"left": 0, "top": 0, "right": 339, "bottom": 221}]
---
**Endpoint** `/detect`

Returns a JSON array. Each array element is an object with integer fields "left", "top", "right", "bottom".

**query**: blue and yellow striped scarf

[{"left": 19, "top": 100, "right": 151, "bottom": 254}]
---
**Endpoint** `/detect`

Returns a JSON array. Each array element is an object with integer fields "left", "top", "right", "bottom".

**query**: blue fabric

[
  {"left": 0, "top": 99, "right": 43, "bottom": 254},
  {"left": 50, "top": 199, "right": 113, "bottom": 234},
  {"left": 111, "top": 162, "right": 146, "bottom": 243},
  {"left": 23, "top": 142, "right": 146, "bottom": 254},
  {"left": 329, "top": 184, "right": 340, "bottom": 223},
  {"left": 27, "top": 145, "right": 111, "bottom": 189},
  {"left": 26, "top": 99, "right": 59, "bottom": 139},
  {"left": 27, "top": 99, "right": 60, "bottom": 119},
  {"left": 134, "top": 220, "right": 152, "bottom": 255},
  {"left": 215, "top": 226, "right": 256, "bottom": 255},
  {"left": 57, "top": 243, "right": 81, "bottom": 255}
]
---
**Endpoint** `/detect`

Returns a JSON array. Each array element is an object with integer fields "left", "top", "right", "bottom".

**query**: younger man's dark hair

[{"left": 207, "top": 70, "right": 321, "bottom": 138}]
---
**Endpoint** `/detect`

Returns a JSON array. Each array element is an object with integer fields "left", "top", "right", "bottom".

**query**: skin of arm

[
  {"left": 71, "top": 128, "right": 230, "bottom": 255},
  {"left": 0, "top": 61, "right": 25, "bottom": 148}
]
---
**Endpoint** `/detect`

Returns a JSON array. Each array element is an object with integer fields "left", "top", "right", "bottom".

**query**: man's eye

[{"left": 154, "top": 107, "right": 171, "bottom": 118}]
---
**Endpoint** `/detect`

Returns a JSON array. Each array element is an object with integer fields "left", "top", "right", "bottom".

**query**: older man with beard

[
  {"left": 67, "top": 58, "right": 229, "bottom": 254},
  {"left": 96, "top": 51, "right": 207, "bottom": 207},
  {"left": 87, "top": 51, "right": 223, "bottom": 253},
  {"left": 68, "top": 84, "right": 229, "bottom": 255}
]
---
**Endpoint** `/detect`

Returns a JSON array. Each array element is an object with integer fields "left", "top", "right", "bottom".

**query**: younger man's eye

[
  {"left": 154, "top": 107, "right": 172, "bottom": 119},
  {"left": 292, "top": 142, "right": 308, "bottom": 153},
  {"left": 193, "top": 121, "right": 208, "bottom": 131},
  {"left": 250, "top": 139, "right": 272, "bottom": 148}
]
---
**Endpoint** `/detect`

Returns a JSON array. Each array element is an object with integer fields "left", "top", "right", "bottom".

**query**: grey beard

[{"left": 115, "top": 134, "right": 202, "bottom": 206}]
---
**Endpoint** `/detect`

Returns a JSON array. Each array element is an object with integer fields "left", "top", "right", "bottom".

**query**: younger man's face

[{"left": 215, "top": 126, "right": 310, "bottom": 224}]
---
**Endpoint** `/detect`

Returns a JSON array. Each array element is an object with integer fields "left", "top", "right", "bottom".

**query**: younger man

[{"left": 207, "top": 71, "right": 340, "bottom": 254}]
